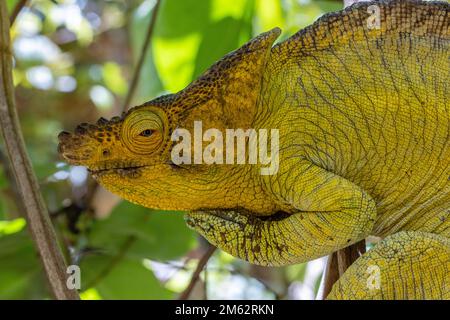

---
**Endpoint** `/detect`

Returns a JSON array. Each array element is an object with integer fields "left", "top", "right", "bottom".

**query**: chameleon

[{"left": 58, "top": 0, "right": 449, "bottom": 299}]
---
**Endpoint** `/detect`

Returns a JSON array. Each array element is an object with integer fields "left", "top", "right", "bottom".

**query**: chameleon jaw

[{"left": 89, "top": 165, "right": 147, "bottom": 179}]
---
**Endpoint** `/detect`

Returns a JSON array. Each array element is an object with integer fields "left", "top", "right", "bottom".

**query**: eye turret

[{"left": 122, "top": 108, "right": 166, "bottom": 155}]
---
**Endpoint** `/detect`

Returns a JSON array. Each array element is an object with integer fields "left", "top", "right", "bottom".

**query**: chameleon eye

[
  {"left": 139, "top": 129, "right": 154, "bottom": 137},
  {"left": 122, "top": 108, "right": 165, "bottom": 155}
]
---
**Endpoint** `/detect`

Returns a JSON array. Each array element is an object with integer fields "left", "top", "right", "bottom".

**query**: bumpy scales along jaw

[{"left": 57, "top": 116, "right": 127, "bottom": 170}]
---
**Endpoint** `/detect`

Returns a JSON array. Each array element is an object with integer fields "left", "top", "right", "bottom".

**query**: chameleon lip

[
  {"left": 89, "top": 165, "right": 147, "bottom": 176},
  {"left": 89, "top": 162, "right": 181, "bottom": 178}
]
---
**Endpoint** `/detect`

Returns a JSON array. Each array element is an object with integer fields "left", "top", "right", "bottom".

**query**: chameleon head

[
  {"left": 58, "top": 28, "right": 282, "bottom": 213},
  {"left": 57, "top": 99, "right": 224, "bottom": 211},
  {"left": 58, "top": 105, "right": 167, "bottom": 172}
]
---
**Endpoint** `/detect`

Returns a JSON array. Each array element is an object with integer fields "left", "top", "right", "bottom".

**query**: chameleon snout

[
  {"left": 57, "top": 130, "right": 95, "bottom": 165},
  {"left": 58, "top": 116, "right": 125, "bottom": 166}
]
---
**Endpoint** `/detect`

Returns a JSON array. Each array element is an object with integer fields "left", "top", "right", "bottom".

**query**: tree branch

[
  {"left": 178, "top": 244, "right": 216, "bottom": 300},
  {"left": 322, "top": 240, "right": 366, "bottom": 299},
  {"left": 9, "top": 0, "right": 28, "bottom": 26},
  {"left": 322, "top": 252, "right": 340, "bottom": 299},
  {"left": 122, "top": 0, "right": 161, "bottom": 112},
  {"left": 0, "top": 1, "right": 79, "bottom": 300}
]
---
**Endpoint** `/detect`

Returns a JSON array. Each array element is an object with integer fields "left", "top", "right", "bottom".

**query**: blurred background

[{"left": 0, "top": 0, "right": 350, "bottom": 300}]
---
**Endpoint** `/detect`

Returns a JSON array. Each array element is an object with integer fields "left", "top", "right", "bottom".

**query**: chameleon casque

[{"left": 58, "top": 0, "right": 449, "bottom": 299}]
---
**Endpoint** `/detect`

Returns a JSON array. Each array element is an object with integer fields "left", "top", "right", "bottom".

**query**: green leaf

[
  {"left": 254, "top": 0, "right": 285, "bottom": 34},
  {"left": 80, "top": 254, "right": 173, "bottom": 299},
  {"left": 192, "top": 14, "right": 251, "bottom": 79},
  {"left": 0, "top": 218, "right": 26, "bottom": 235},
  {"left": 152, "top": 0, "right": 255, "bottom": 92},
  {"left": 155, "top": 0, "right": 214, "bottom": 38},
  {"left": 87, "top": 201, "right": 197, "bottom": 261}
]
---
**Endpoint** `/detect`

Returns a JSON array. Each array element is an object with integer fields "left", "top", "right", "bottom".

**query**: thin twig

[
  {"left": 178, "top": 244, "right": 216, "bottom": 300},
  {"left": 322, "top": 239, "right": 366, "bottom": 299},
  {"left": 0, "top": 1, "right": 79, "bottom": 300},
  {"left": 10, "top": 0, "right": 28, "bottom": 26},
  {"left": 122, "top": 0, "right": 161, "bottom": 112}
]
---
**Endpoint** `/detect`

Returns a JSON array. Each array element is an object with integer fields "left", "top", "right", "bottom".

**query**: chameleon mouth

[
  {"left": 89, "top": 162, "right": 181, "bottom": 178},
  {"left": 90, "top": 165, "right": 147, "bottom": 178}
]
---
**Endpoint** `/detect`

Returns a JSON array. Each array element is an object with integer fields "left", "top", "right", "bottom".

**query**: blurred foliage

[{"left": 0, "top": 0, "right": 344, "bottom": 300}]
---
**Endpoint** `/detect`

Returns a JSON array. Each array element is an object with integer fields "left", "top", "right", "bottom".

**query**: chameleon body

[{"left": 58, "top": 0, "right": 449, "bottom": 299}]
